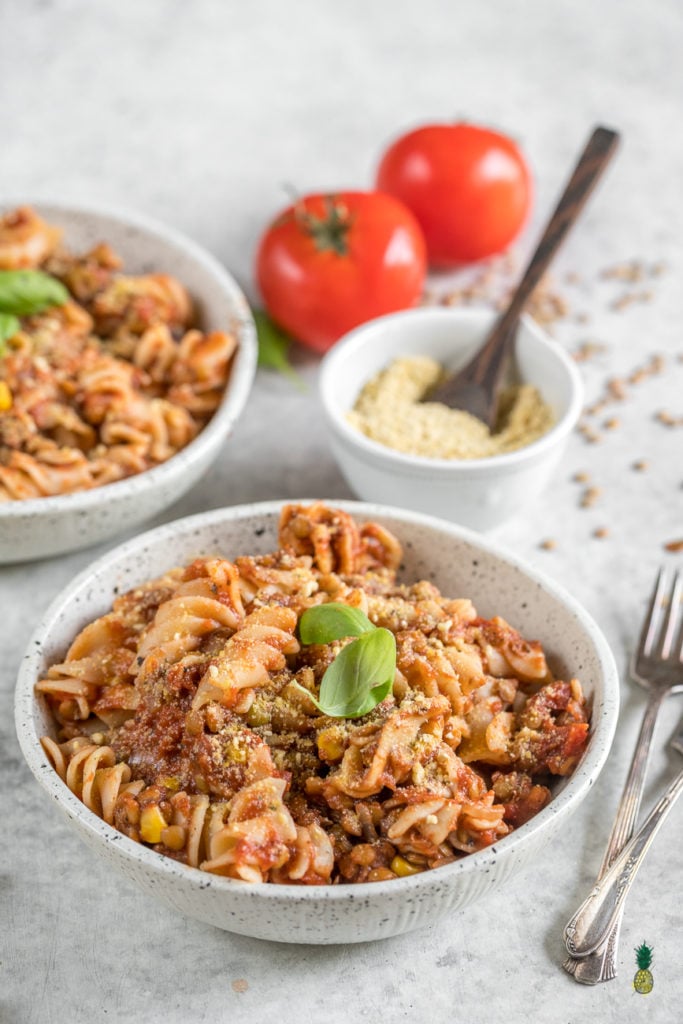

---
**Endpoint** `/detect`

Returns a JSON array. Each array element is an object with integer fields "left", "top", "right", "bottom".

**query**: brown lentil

[
  {"left": 580, "top": 487, "right": 602, "bottom": 509},
  {"left": 601, "top": 260, "right": 646, "bottom": 283},
  {"left": 656, "top": 410, "right": 683, "bottom": 427}
]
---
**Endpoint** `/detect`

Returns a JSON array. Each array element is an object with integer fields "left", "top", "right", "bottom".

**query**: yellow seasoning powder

[{"left": 347, "top": 356, "right": 554, "bottom": 460}]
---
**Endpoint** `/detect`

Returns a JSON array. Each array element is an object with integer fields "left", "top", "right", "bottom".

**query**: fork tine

[
  {"left": 638, "top": 568, "right": 669, "bottom": 659},
  {"left": 659, "top": 571, "right": 682, "bottom": 660}
]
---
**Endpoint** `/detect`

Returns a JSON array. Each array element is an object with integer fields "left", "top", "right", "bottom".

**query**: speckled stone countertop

[{"left": 2, "top": 1, "right": 682, "bottom": 1021}]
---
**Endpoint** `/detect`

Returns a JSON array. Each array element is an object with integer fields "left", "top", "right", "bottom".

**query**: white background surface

[{"left": 2, "top": 1, "right": 682, "bottom": 1021}]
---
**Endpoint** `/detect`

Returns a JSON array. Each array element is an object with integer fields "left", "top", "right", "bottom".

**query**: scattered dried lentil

[
  {"left": 436, "top": 265, "right": 570, "bottom": 330},
  {"left": 577, "top": 423, "right": 601, "bottom": 444},
  {"left": 655, "top": 410, "right": 683, "bottom": 428},
  {"left": 572, "top": 341, "right": 607, "bottom": 363},
  {"left": 580, "top": 486, "right": 602, "bottom": 509},
  {"left": 607, "top": 378, "right": 627, "bottom": 401},
  {"left": 601, "top": 260, "right": 646, "bottom": 283}
]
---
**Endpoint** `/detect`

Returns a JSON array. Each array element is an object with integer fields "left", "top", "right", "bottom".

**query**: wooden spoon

[{"left": 426, "top": 126, "right": 620, "bottom": 428}]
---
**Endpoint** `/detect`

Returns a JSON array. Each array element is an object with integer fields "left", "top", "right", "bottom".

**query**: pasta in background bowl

[
  {"left": 0, "top": 200, "right": 256, "bottom": 562},
  {"left": 15, "top": 500, "right": 619, "bottom": 944}
]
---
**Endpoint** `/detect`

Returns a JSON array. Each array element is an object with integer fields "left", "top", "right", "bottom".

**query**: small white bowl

[
  {"left": 15, "top": 500, "right": 618, "bottom": 945},
  {"left": 0, "top": 200, "right": 257, "bottom": 563},
  {"left": 319, "top": 307, "right": 583, "bottom": 531}
]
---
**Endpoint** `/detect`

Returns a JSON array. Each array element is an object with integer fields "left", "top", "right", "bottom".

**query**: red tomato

[
  {"left": 377, "top": 123, "right": 532, "bottom": 267},
  {"left": 255, "top": 191, "right": 426, "bottom": 353}
]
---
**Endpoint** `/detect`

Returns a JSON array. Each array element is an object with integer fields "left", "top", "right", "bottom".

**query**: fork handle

[
  {"left": 494, "top": 126, "right": 619, "bottom": 339},
  {"left": 564, "top": 767, "right": 683, "bottom": 956},
  {"left": 456, "top": 127, "right": 619, "bottom": 400},
  {"left": 599, "top": 687, "right": 668, "bottom": 871},
  {"left": 564, "top": 686, "right": 667, "bottom": 961}
]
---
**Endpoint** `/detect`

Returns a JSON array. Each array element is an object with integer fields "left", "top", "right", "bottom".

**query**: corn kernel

[
  {"left": 316, "top": 727, "right": 345, "bottom": 763},
  {"left": 160, "top": 825, "right": 187, "bottom": 851},
  {"left": 159, "top": 775, "right": 180, "bottom": 792},
  {"left": 390, "top": 855, "right": 423, "bottom": 877},
  {"left": 0, "top": 382, "right": 12, "bottom": 412},
  {"left": 140, "top": 805, "right": 168, "bottom": 844}
]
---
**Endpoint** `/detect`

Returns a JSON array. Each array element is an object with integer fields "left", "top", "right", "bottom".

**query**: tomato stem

[{"left": 295, "top": 196, "right": 353, "bottom": 257}]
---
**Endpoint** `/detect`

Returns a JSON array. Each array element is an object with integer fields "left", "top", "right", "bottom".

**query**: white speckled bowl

[
  {"left": 0, "top": 200, "right": 257, "bottom": 563},
  {"left": 319, "top": 307, "right": 584, "bottom": 531},
  {"left": 15, "top": 500, "right": 618, "bottom": 944}
]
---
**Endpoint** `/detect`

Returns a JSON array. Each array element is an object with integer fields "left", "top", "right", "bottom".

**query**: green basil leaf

[
  {"left": 0, "top": 270, "right": 69, "bottom": 316},
  {"left": 254, "top": 309, "right": 304, "bottom": 388},
  {"left": 299, "top": 602, "right": 376, "bottom": 645},
  {"left": 309, "top": 628, "right": 396, "bottom": 719},
  {"left": 0, "top": 312, "right": 20, "bottom": 353}
]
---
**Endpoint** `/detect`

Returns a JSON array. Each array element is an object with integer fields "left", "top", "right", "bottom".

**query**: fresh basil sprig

[
  {"left": 299, "top": 602, "right": 376, "bottom": 645},
  {"left": 0, "top": 270, "right": 69, "bottom": 316},
  {"left": 294, "top": 603, "right": 396, "bottom": 719},
  {"left": 0, "top": 312, "right": 20, "bottom": 353},
  {"left": 254, "top": 309, "right": 304, "bottom": 388}
]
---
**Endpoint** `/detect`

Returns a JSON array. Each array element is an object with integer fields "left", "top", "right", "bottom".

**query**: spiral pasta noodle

[{"left": 36, "top": 503, "right": 590, "bottom": 885}]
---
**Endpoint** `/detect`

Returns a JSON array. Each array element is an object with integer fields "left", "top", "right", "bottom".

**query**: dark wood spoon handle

[{"left": 469, "top": 125, "right": 620, "bottom": 388}]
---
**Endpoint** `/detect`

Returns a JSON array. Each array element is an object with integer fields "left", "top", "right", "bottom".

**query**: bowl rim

[
  {"left": 0, "top": 197, "right": 258, "bottom": 518},
  {"left": 319, "top": 306, "right": 584, "bottom": 472},
  {"left": 15, "top": 498, "right": 620, "bottom": 903}
]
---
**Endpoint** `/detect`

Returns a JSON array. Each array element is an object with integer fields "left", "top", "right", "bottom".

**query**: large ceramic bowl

[
  {"left": 15, "top": 500, "right": 618, "bottom": 944},
  {"left": 320, "top": 307, "right": 583, "bottom": 531},
  {"left": 0, "top": 200, "right": 257, "bottom": 563}
]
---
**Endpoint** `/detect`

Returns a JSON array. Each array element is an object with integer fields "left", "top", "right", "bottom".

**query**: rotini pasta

[
  {"left": 0, "top": 206, "right": 237, "bottom": 501},
  {"left": 37, "top": 503, "right": 590, "bottom": 885}
]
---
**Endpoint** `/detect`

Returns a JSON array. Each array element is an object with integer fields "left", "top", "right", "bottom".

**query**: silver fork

[
  {"left": 563, "top": 568, "right": 683, "bottom": 984},
  {"left": 563, "top": 716, "right": 683, "bottom": 956}
]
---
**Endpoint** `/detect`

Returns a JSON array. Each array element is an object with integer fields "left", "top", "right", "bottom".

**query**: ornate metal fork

[
  {"left": 563, "top": 568, "right": 683, "bottom": 984},
  {"left": 564, "top": 717, "right": 683, "bottom": 958}
]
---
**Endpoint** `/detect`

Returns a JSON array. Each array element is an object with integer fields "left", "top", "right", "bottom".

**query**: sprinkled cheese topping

[{"left": 348, "top": 356, "right": 554, "bottom": 460}]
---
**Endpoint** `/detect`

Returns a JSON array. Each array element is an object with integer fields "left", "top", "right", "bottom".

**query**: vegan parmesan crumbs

[{"left": 348, "top": 356, "right": 554, "bottom": 460}]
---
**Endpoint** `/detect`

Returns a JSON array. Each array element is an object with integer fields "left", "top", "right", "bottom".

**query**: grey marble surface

[{"left": 2, "top": 1, "right": 682, "bottom": 1021}]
